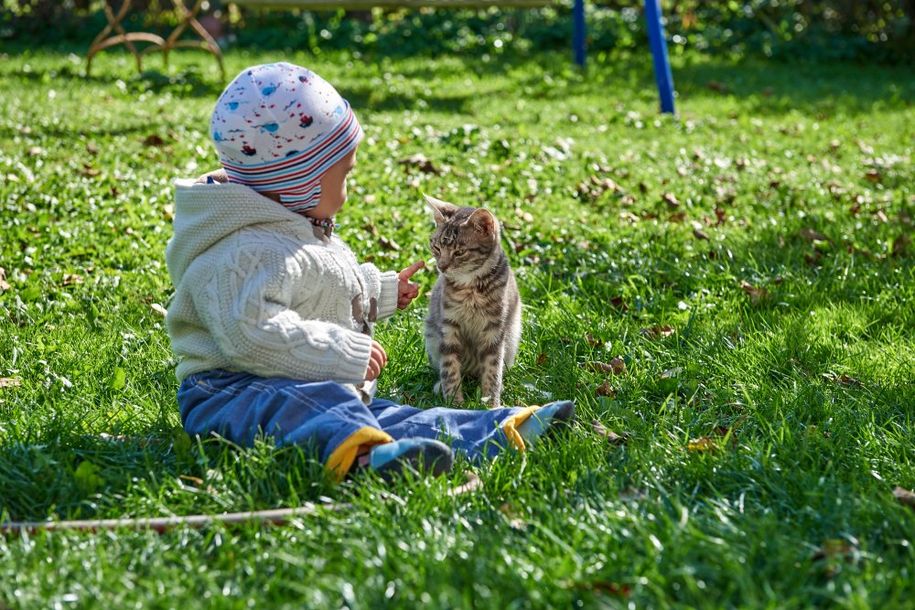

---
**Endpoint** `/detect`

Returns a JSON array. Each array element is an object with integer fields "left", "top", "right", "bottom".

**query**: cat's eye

[{"left": 454, "top": 248, "right": 465, "bottom": 256}]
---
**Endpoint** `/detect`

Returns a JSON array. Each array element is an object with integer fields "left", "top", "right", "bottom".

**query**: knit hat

[{"left": 210, "top": 62, "right": 364, "bottom": 213}]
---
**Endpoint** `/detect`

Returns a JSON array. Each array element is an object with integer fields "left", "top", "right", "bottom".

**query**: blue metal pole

[
  {"left": 644, "top": 0, "right": 675, "bottom": 114},
  {"left": 573, "top": 0, "right": 586, "bottom": 67}
]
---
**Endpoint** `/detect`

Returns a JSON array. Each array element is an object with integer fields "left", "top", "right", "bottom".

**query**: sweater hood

[{"left": 166, "top": 178, "right": 312, "bottom": 283}]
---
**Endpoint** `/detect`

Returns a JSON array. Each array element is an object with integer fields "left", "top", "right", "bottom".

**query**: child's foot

[
  {"left": 368, "top": 438, "right": 454, "bottom": 480},
  {"left": 517, "top": 400, "right": 576, "bottom": 447}
]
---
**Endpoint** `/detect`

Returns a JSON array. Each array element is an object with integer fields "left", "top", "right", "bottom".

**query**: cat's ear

[
  {"left": 465, "top": 208, "right": 497, "bottom": 235},
  {"left": 423, "top": 194, "right": 459, "bottom": 225}
]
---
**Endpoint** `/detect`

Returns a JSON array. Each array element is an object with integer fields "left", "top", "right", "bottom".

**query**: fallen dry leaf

[
  {"left": 178, "top": 474, "right": 204, "bottom": 486},
  {"left": 662, "top": 192, "right": 680, "bottom": 209},
  {"left": 687, "top": 436, "right": 718, "bottom": 452},
  {"left": 740, "top": 281, "right": 769, "bottom": 304},
  {"left": 498, "top": 502, "right": 526, "bottom": 530},
  {"left": 609, "top": 295, "right": 628, "bottom": 311},
  {"left": 640, "top": 325, "right": 675, "bottom": 339},
  {"left": 0, "top": 267, "right": 9, "bottom": 292},
  {"left": 799, "top": 227, "right": 829, "bottom": 242},
  {"left": 822, "top": 372, "right": 861, "bottom": 387},
  {"left": 587, "top": 357, "right": 626, "bottom": 375},
  {"left": 150, "top": 303, "right": 168, "bottom": 317},
  {"left": 864, "top": 169, "right": 881, "bottom": 183},
  {"left": 595, "top": 380, "right": 615, "bottom": 397},
  {"left": 893, "top": 486, "right": 915, "bottom": 509},
  {"left": 576, "top": 176, "right": 621, "bottom": 202},
  {"left": 378, "top": 236, "right": 400, "bottom": 252},
  {"left": 27, "top": 146, "right": 43, "bottom": 157},
  {"left": 163, "top": 203, "right": 175, "bottom": 221},
  {"left": 692, "top": 226, "right": 710, "bottom": 241},
  {"left": 143, "top": 134, "right": 166, "bottom": 147},
  {"left": 397, "top": 153, "right": 439, "bottom": 174},
  {"left": 585, "top": 333, "right": 602, "bottom": 348},
  {"left": 86, "top": 142, "right": 99, "bottom": 155},
  {"left": 0, "top": 377, "right": 22, "bottom": 388},
  {"left": 591, "top": 419, "right": 629, "bottom": 446},
  {"left": 570, "top": 580, "right": 632, "bottom": 598},
  {"left": 81, "top": 164, "right": 100, "bottom": 178},
  {"left": 62, "top": 273, "right": 83, "bottom": 287},
  {"left": 813, "top": 538, "right": 857, "bottom": 562}
]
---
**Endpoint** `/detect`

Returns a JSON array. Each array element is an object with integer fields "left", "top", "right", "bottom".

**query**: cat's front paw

[
  {"left": 481, "top": 394, "right": 501, "bottom": 409},
  {"left": 434, "top": 380, "right": 464, "bottom": 405}
]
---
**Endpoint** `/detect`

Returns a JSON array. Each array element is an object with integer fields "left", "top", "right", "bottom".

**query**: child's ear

[
  {"left": 465, "top": 208, "right": 497, "bottom": 236},
  {"left": 423, "top": 194, "right": 459, "bottom": 225}
]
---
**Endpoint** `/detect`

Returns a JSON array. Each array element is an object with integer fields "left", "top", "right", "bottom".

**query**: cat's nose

[{"left": 436, "top": 260, "right": 450, "bottom": 271}]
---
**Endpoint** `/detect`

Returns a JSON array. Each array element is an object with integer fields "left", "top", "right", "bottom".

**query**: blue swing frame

[{"left": 572, "top": 0, "right": 676, "bottom": 114}]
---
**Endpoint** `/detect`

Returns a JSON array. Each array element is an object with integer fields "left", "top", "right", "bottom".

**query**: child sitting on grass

[{"left": 165, "top": 62, "right": 574, "bottom": 480}]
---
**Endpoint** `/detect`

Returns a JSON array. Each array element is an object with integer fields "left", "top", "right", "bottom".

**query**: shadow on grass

[{"left": 0, "top": 430, "right": 332, "bottom": 523}]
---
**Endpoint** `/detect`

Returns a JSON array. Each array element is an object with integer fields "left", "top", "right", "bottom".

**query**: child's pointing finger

[{"left": 399, "top": 260, "right": 425, "bottom": 281}]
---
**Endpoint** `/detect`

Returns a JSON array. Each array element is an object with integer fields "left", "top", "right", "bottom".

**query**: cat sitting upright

[{"left": 423, "top": 195, "right": 521, "bottom": 409}]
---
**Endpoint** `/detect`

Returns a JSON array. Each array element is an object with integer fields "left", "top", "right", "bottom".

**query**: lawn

[{"left": 0, "top": 44, "right": 913, "bottom": 608}]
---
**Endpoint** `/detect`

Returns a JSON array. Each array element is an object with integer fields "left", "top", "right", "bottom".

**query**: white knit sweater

[{"left": 165, "top": 179, "right": 399, "bottom": 385}]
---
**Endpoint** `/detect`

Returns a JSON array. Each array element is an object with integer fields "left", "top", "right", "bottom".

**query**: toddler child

[{"left": 165, "top": 62, "right": 574, "bottom": 480}]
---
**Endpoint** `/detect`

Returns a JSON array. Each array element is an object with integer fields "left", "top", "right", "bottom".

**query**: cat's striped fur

[{"left": 423, "top": 195, "right": 521, "bottom": 409}]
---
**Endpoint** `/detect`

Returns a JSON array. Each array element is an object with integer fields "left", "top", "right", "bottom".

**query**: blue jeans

[{"left": 178, "top": 370, "right": 537, "bottom": 477}]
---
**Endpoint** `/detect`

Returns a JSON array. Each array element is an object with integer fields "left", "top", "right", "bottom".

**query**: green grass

[{"left": 1, "top": 44, "right": 914, "bottom": 609}]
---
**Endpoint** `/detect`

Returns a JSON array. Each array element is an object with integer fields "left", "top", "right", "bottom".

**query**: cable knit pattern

[{"left": 165, "top": 179, "right": 399, "bottom": 384}]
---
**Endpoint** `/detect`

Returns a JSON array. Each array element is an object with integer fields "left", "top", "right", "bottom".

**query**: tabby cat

[{"left": 424, "top": 195, "right": 521, "bottom": 409}]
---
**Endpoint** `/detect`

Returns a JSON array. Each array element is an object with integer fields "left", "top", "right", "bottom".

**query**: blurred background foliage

[{"left": 1, "top": 1, "right": 913, "bottom": 63}]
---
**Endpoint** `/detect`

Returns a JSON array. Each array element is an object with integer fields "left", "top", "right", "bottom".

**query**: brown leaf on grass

[
  {"left": 62, "top": 273, "right": 83, "bottom": 286},
  {"left": 150, "top": 303, "right": 168, "bottom": 317},
  {"left": 662, "top": 192, "right": 680, "bottom": 208},
  {"left": 892, "top": 234, "right": 910, "bottom": 257},
  {"left": 740, "top": 281, "right": 769, "bottom": 304},
  {"left": 640, "top": 325, "right": 675, "bottom": 339},
  {"left": 81, "top": 164, "right": 100, "bottom": 178},
  {"left": 706, "top": 81, "right": 729, "bottom": 93},
  {"left": 813, "top": 539, "right": 857, "bottom": 562},
  {"left": 0, "top": 267, "right": 10, "bottom": 292},
  {"left": 178, "top": 474, "right": 204, "bottom": 486},
  {"left": 27, "top": 146, "right": 43, "bottom": 157},
  {"left": 714, "top": 207, "right": 727, "bottom": 225},
  {"left": 0, "top": 377, "right": 22, "bottom": 389},
  {"left": 378, "top": 236, "right": 400, "bottom": 251},
  {"left": 587, "top": 357, "right": 626, "bottom": 375},
  {"left": 163, "top": 203, "right": 175, "bottom": 221},
  {"left": 86, "top": 142, "right": 99, "bottom": 155},
  {"left": 591, "top": 419, "right": 629, "bottom": 446},
  {"left": 692, "top": 225, "right": 710, "bottom": 241},
  {"left": 143, "top": 134, "right": 166, "bottom": 147},
  {"left": 498, "top": 502, "right": 526, "bottom": 530},
  {"left": 609, "top": 295, "right": 628, "bottom": 311},
  {"left": 687, "top": 436, "right": 718, "bottom": 452},
  {"left": 585, "top": 333, "right": 602, "bottom": 348},
  {"left": 571, "top": 580, "right": 632, "bottom": 598},
  {"left": 668, "top": 211, "right": 687, "bottom": 223},
  {"left": 822, "top": 372, "right": 861, "bottom": 387},
  {"left": 397, "top": 153, "right": 439, "bottom": 174},
  {"left": 893, "top": 486, "right": 915, "bottom": 509},
  {"left": 595, "top": 380, "right": 616, "bottom": 397},
  {"left": 577, "top": 176, "right": 621, "bottom": 202},
  {"left": 875, "top": 209, "right": 890, "bottom": 224},
  {"left": 536, "top": 352, "right": 548, "bottom": 366},
  {"left": 799, "top": 227, "right": 829, "bottom": 242},
  {"left": 864, "top": 169, "right": 881, "bottom": 183}
]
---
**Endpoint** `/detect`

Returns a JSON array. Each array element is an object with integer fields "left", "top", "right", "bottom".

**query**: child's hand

[
  {"left": 366, "top": 340, "right": 388, "bottom": 381},
  {"left": 397, "top": 260, "right": 425, "bottom": 309}
]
